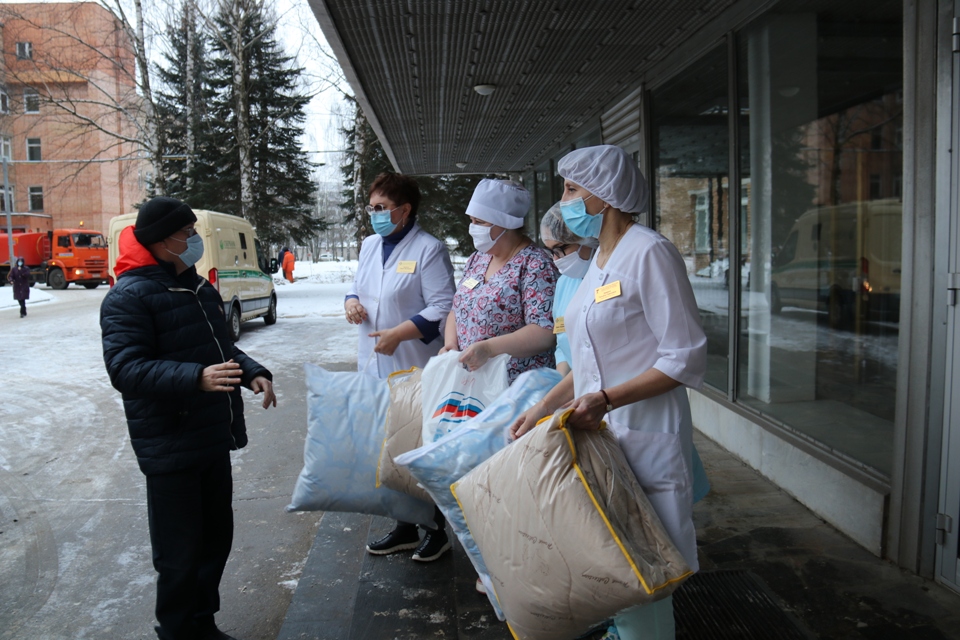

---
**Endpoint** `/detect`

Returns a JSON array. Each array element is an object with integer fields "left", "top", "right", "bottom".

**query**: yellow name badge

[
  {"left": 553, "top": 317, "right": 566, "bottom": 334},
  {"left": 462, "top": 277, "right": 481, "bottom": 290},
  {"left": 396, "top": 260, "right": 417, "bottom": 274},
  {"left": 594, "top": 280, "right": 622, "bottom": 303}
]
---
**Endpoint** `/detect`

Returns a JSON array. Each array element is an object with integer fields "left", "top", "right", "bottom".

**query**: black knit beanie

[{"left": 133, "top": 197, "right": 198, "bottom": 246}]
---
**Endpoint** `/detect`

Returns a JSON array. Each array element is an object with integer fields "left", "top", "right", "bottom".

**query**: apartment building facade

[{"left": 0, "top": 2, "right": 145, "bottom": 234}]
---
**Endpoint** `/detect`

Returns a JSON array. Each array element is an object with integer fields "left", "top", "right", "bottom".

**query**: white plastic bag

[
  {"left": 420, "top": 350, "right": 510, "bottom": 443},
  {"left": 395, "top": 367, "right": 564, "bottom": 619},
  {"left": 286, "top": 363, "right": 436, "bottom": 526}
]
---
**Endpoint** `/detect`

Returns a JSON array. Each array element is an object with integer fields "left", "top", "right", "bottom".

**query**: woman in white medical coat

[
  {"left": 344, "top": 172, "right": 456, "bottom": 563},
  {"left": 512, "top": 145, "right": 707, "bottom": 640}
]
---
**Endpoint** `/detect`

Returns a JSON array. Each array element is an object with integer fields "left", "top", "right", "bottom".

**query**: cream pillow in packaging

[{"left": 453, "top": 410, "right": 692, "bottom": 640}]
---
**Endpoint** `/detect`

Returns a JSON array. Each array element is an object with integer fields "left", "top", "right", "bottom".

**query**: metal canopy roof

[{"left": 307, "top": 0, "right": 740, "bottom": 175}]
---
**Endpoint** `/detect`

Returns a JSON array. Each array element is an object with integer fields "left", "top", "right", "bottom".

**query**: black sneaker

[
  {"left": 366, "top": 525, "right": 421, "bottom": 555},
  {"left": 412, "top": 527, "right": 451, "bottom": 562}
]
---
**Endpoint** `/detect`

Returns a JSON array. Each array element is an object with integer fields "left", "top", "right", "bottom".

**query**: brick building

[{"left": 0, "top": 2, "right": 146, "bottom": 234}]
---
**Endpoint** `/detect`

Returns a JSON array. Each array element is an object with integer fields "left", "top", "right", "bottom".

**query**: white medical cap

[
  {"left": 557, "top": 145, "right": 649, "bottom": 214},
  {"left": 540, "top": 202, "right": 599, "bottom": 247},
  {"left": 465, "top": 179, "right": 530, "bottom": 229}
]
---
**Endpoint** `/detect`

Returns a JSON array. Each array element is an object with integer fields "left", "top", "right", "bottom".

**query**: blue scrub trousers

[{"left": 613, "top": 596, "right": 675, "bottom": 640}]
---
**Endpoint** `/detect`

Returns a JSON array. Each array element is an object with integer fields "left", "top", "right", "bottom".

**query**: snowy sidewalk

[
  {"left": 0, "top": 285, "right": 56, "bottom": 310},
  {"left": 274, "top": 259, "right": 358, "bottom": 285}
]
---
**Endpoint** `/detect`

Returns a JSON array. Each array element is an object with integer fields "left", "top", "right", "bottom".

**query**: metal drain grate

[{"left": 674, "top": 569, "right": 815, "bottom": 640}]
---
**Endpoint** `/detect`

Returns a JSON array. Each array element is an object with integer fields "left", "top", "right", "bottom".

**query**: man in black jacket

[{"left": 101, "top": 197, "right": 276, "bottom": 640}]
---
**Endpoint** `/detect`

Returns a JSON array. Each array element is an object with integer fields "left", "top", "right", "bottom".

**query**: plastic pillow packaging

[
  {"left": 452, "top": 409, "right": 693, "bottom": 640},
  {"left": 395, "top": 367, "right": 563, "bottom": 618},
  {"left": 375, "top": 368, "right": 433, "bottom": 503},
  {"left": 286, "top": 363, "right": 436, "bottom": 526}
]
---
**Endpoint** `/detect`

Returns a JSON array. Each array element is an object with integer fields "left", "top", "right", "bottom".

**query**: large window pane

[
  {"left": 737, "top": 2, "right": 902, "bottom": 476},
  {"left": 651, "top": 44, "right": 731, "bottom": 391}
]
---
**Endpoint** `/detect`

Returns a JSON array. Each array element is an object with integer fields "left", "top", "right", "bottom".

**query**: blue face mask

[
  {"left": 167, "top": 233, "right": 204, "bottom": 268},
  {"left": 371, "top": 210, "right": 398, "bottom": 236},
  {"left": 559, "top": 196, "right": 604, "bottom": 239}
]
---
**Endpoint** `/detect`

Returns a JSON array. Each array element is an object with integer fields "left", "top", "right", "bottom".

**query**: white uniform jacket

[
  {"left": 349, "top": 225, "right": 455, "bottom": 379},
  {"left": 565, "top": 223, "right": 707, "bottom": 570}
]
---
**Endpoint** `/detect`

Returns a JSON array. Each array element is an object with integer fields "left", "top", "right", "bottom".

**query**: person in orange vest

[{"left": 281, "top": 247, "right": 295, "bottom": 283}]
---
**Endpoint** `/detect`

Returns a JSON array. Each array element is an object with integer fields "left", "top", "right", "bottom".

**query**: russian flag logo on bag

[{"left": 432, "top": 391, "right": 484, "bottom": 426}]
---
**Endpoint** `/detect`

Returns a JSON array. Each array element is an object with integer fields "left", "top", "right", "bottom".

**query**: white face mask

[
  {"left": 554, "top": 248, "right": 592, "bottom": 279},
  {"left": 469, "top": 223, "right": 505, "bottom": 254}
]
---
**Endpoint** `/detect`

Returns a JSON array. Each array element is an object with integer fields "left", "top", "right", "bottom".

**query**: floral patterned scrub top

[{"left": 454, "top": 244, "right": 559, "bottom": 382}]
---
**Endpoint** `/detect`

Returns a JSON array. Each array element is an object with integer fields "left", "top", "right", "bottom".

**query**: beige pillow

[
  {"left": 376, "top": 368, "right": 432, "bottom": 504},
  {"left": 453, "top": 410, "right": 692, "bottom": 640}
]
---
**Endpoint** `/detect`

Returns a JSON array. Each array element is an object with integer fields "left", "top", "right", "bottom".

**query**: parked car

[{"left": 318, "top": 253, "right": 334, "bottom": 261}]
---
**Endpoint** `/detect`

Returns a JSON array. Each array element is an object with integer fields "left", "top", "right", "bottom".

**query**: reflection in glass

[
  {"left": 738, "top": 2, "right": 902, "bottom": 476},
  {"left": 651, "top": 44, "right": 730, "bottom": 391}
]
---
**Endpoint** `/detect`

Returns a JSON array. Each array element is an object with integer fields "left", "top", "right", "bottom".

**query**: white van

[
  {"left": 108, "top": 209, "right": 278, "bottom": 341},
  {"left": 770, "top": 199, "right": 901, "bottom": 328}
]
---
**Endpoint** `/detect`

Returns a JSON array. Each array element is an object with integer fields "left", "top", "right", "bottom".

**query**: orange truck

[{"left": 0, "top": 228, "right": 109, "bottom": 289}]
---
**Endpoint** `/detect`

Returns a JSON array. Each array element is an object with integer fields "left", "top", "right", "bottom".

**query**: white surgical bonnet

[
  {"left": 557, "top": 145, "right": 649, "bottom": 214},
  {"left": 465, "top": 179, "right": 530, "bottom": 229},
  {"left": 540, "top": 202, "right": 599, "bottom": 247}
]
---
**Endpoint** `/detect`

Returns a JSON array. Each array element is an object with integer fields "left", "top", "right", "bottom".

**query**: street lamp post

[{"left": 3, "top": 153, "right": 13, "bottom": 268}]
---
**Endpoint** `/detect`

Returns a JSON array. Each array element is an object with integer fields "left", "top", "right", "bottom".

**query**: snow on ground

[
  {"left": 274, "top": 259, "right": 358, "bottom": 285},
  {"left": 0, "top": 283, "right": 323, "bottom": 639},
  {"left": 275, "top": 257, "right": 468, "bottom": 284},
  {"left": 0, "top": 287, "right": 113, "bottom": 479},
  {"left": 247, "top": 255, "right": 479, "bottom": 373},
  {"left": 241, "top": 270, "right": 360, "bottom": 373},
  {"left": 0, "top": 284, "right": 58, "bottom": 310}
]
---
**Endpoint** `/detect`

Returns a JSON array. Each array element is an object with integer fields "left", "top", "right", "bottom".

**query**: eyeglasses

[
  {"left": 548, "top": 243, "right": 572, "bottom": 259},
  {"left": 364, "top": 204, "right": 395, "bottom": 214}
]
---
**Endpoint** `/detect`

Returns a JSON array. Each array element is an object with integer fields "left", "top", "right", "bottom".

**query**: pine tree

[
  {"left": 155, "top": 2, "right": 215, "bottom": 201},
  {"left": 199, "top": 0, "right": 320, "bottom": 245},
  {"left": 339, "top": 99, "right": 488, "bottom": 254}
]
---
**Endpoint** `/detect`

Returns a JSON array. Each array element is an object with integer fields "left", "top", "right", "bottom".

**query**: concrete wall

[{"left": 690, "top": 389, "right": 887, "bottom": 555}]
